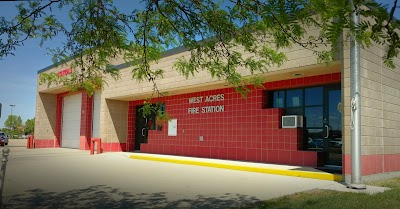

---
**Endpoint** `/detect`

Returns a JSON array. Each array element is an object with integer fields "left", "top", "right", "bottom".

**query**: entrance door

[
  {"left": 134, "top": 106, "right": 147, "bottom": 151},
  {"left": 303, "top": 84, "right": 342, "bottom": 167},
  {"left": 134, "top": 106, "right": 157, "bottom": 151},
  {"left": 323, "top": 85, "right": 342, "bottom": 166}
]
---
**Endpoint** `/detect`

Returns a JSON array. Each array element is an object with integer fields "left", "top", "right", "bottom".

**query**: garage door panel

[{"left": 61, "top": 93, "right": 82, "bottom": 149}]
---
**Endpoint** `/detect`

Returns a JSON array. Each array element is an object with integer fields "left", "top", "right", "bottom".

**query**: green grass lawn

[{"left": 239, "top": 178, "right": 400, "bottom": 209}]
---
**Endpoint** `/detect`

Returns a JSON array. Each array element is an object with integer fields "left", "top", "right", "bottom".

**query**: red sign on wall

[{"left": 58, "top": 68, "right": 72, "bottom": 77}]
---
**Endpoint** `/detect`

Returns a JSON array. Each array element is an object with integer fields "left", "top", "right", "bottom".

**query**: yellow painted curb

[{"left": 130, "top": 155, "right": 343, "bottom": 182}]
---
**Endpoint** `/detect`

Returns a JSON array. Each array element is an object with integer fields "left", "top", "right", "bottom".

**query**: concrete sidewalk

[{"left": 2, "top": 146, "right": 389, "bottom": 209}]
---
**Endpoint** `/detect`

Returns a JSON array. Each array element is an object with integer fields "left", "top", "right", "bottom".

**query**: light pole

[
  {"left": 348, "top": 0, "right": 365, "bottom": 190},
  {"left": 9, "top": 105, "right": 15, "bottom": 116},
  {"left": 9, "top": 105, "right": 16, "bottom": 138}
]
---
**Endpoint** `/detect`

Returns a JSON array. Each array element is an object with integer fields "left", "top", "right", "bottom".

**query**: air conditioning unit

[{"left": 282, "top": 115, "right": 303, "bottom": 128}]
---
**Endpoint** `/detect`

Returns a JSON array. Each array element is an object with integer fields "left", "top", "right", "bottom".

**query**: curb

[{"left": 130, "top": 155, "right": 343, "bottom": 182}]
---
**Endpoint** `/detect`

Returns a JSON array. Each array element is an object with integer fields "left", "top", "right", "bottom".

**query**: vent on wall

[{"left": 282, "top": 115, "right": 303, "bottom": 128}]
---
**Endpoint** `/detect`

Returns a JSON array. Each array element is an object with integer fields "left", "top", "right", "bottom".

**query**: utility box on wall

[{"left": 168, "top": 119, "right": 177, "bottom": 136}]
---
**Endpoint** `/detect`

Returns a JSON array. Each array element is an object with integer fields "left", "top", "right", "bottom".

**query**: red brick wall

[
  {"left": 34, "top": 139, "right": 57, "bottom": 148},
  {"left": 264, "top": 73, "right": 341, "bottom": 90},
  {"left": 127, "top": 104, "right": 136, "bottom": 151},
  {"left": 54, "top": 92, "right": 65, "bottom": 147},
  {"left": 127, "top": 73, "right": 342, "bottom": 166},
  {"left": 102, "top": 143, "right": 128, "bottom": 152},
  {"left": 343, "top": 154, "right": 400, "bottom": 176},
  {"left": 80, "top": 92, "right": 93, "bottom": 150}
]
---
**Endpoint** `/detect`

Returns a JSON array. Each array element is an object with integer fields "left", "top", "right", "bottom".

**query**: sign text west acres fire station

[{"left": 187, "top": 94, "right": 225, "bottom": 114}]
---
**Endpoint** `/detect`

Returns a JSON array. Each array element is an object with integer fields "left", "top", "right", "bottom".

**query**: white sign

[
  {"left": 188, "top": 107, "right": 200, "bottom": 114},
  {"left": 188, "top": 94, "right": 224, "bottom": 104},
  {"left": 205, "top": 94, "right": 224, "bottom": 102},
  {"left": 189, "top": 97, "right": 203, "bottom": 104},
  {"left": 168, "top": 119, "right": 177, "bottom": 136},
  {"left": 202, "top": 105, "right": 224, "bottom": 113},
  {"left": 188, "top": 94, "right": 225, "bottom": 114}
]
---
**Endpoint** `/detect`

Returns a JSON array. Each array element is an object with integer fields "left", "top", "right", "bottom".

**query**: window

[
  {"left": 286, "top": 89, "right": 303, "bottom": 107},
  {"left": 267, "top": 84, "right": 342, "bottom": 152},
  {"left": 305, "top": 128, "right": 324, "bottom": 150},
  {"left": 305, "top": 107, "right": 323, "bottom": 128},
  {"left": 305, "top": 87, "right": 323, "bottom": 106},
  {"left": 269, "top": 87, "right": 323, "bottom": 118},
  {"left": 273, "top": 91, "right": 285, "bottom": 108},
  {"left": 268, "top": 86, "right": 325, "bottom": 151},
  {"left": 145, "top": 103, "right": 165, "bottom": 131},
  {"left": 285, "top": 107, "right": 303, "bottom": 115}
]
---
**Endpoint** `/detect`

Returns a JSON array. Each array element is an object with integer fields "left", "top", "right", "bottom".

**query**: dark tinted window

[
  {"left": 305, "top": 128, "right": 324, "bottom": 150},
  {"left": 305, "top": 107, "right": 323, "bottom": 128},
  {"left": 328, "top": 90, "right": 342, "bottom": 131},
  {"left": 285, "top": 107, "right": 303, "bottom": 115},
  {"left": 286, "top": 89, "right": 303, "bottom": 107},
  {"left": 273, "top": 91, "right": 285, "bottom": 108},
  {"left": 305, "top": 87, "right": 323, "bottom": 106}
]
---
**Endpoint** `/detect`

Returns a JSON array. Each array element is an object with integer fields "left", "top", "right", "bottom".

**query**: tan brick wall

[
  {"left": 342, "top": 42, "right": 400, "bottom": 156},
  {"left": 101, "top": 32, "right": 333, "bottom": 100},
  {"left": 34, "top": 92, "right": 57, "bottom": 139},
  {"left": 37, "top": 26, "right": 334, "bottom": 99},
  {"left": 102, "top": 99, "right": 128, "bottom": 143},
  {"left": 342, "top": 37, "right": 351, "bottom": 156},
  {"left": 341, "top": 14, "right": 400, "bottom": 159},
  {"left": 360, "top": 43, "right": 400, "bottom": 155},
  {"left": 37, "top": 60, "right": 76, "bottom": 93}
]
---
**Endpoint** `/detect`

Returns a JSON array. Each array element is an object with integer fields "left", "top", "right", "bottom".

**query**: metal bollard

[{"left": 0, "top": 148, "right": 10, "bottom": 209}]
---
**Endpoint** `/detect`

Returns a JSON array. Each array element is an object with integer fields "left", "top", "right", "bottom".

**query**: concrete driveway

[{"left": 3, "top": 141, "right": 345, "bottom": 209}]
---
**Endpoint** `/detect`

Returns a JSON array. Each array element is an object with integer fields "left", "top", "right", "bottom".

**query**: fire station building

[{"left": 34, "top": 35, "right": 400, "bottom": 182}]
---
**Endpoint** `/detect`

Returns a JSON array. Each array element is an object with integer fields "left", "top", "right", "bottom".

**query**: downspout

[{"left": 347, "top": 0, "right": 366, "bottom": 189}]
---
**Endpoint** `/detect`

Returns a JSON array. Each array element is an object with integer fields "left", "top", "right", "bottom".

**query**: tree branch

[
  {"left": 5, "top": 0, "right": 61, "bottom": 34},
  {"left": 386, "top": 0, "right": 398, "bottom": 26}
]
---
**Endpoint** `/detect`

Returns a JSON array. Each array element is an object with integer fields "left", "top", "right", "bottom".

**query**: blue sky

[
  {"left": 0, "top": 0, "right": 398, "bottom": 128},
  {"left": 0, "top": 1, "right": 49, "bottom": 127}
]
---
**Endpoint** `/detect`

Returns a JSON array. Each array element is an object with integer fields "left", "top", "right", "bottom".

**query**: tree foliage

[
  {"left": 1, "top": 0, "right": 399, "bottom": 101},
  {"left": 3, "top": 114, "right": 24, "bottom": 136},
  {"left": 25, "top": 118, "right": 35, "bottom": 135}
]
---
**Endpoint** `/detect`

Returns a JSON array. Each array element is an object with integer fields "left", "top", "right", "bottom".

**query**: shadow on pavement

[
  {"left": 289, "top": 167, "right": 322, "bottom": 172},
  {"left": 5, "top": 185, "right": 259, "bottom": 209}
]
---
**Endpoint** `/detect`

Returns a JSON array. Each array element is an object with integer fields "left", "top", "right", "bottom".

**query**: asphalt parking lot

[{"left": 1, "top": 140, "right": 361, "bottom": 209}]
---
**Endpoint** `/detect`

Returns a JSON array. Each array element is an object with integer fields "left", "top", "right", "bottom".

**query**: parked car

[
  {"left": 0, "top": 132, "right": 9, "bottom": 146},
  {"left": 308, "top": 137, "right": 323, "bottom": 149},
  {"left": 330, "top": 138, "right": 342, "bottom": 148}
]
